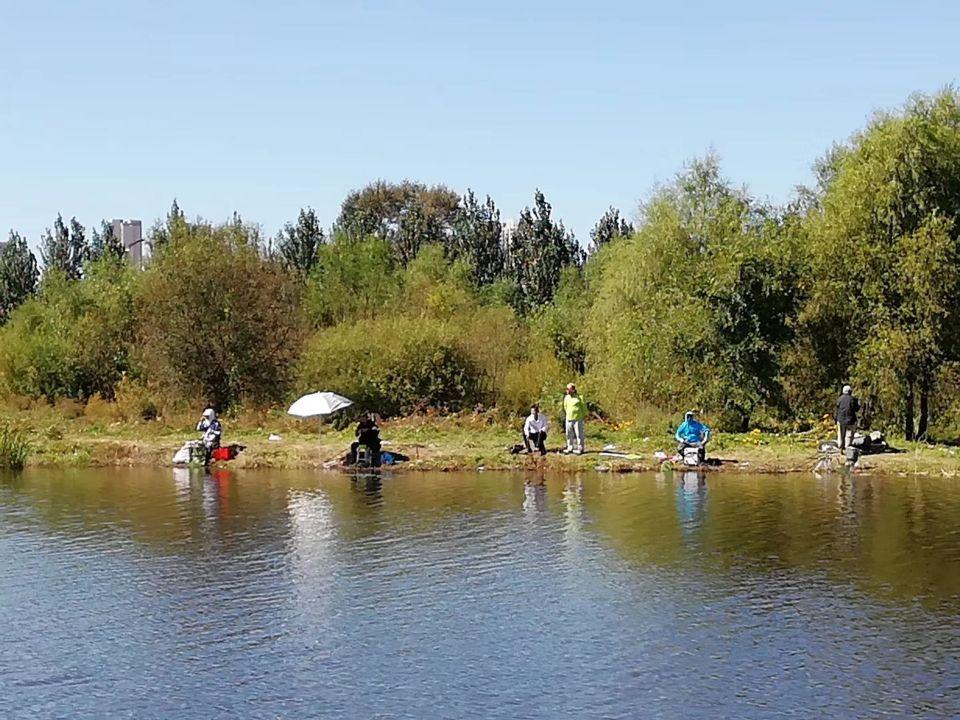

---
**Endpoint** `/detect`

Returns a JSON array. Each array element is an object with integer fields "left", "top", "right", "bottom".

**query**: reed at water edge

[{"left": 0, "top": 423, "right": 31, "bottom": 471}]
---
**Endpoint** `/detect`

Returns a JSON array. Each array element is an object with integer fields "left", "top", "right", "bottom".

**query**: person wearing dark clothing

[
  {"left": 835, "top": 385, "right": 860, "bottom": 450},
  {"left": 351, "top": 412, "right": 382, "bottom": 466}
]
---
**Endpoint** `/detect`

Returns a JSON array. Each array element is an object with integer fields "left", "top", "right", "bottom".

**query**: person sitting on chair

[
  {"left": 196, "top": 408, "right": 222, "bottom": 465},
  {"left": 351, "top": 412, "right": 382, "bottom": 466},
  {"left": 675, "top": 410, "right": 711, "bottom": 463},
  {"left": 522, "top": 404, "right": 549, "bottom": 455}
]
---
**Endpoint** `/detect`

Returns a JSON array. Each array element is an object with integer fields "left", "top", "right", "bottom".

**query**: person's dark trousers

[
  {"left": 351, "top": 440, "right": 382, "bottom": 465},
  {"left": 524, "top": 431, "right": 547, "bottom": 455},
  {"left": 678, "top": 441, "right": 705, "bottom": 463}
]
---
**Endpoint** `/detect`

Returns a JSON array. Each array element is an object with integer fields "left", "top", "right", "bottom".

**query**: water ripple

[{"left": 1, "top": 469, "right": 959, "bottom": 719}]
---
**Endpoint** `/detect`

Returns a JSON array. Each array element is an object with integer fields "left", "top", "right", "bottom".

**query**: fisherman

[
  {"left": 675, "top": 410, "right": 711, "bottom": 463},
  {"left": 522, "top": 403, "right": 549, "bottom": 455},
  {"left": 351, "top": 411, "right": 382, "bottom": 466},
  {"left": 563, "top": 383, "right": 587, "bottom": 455},
  {"left": 196, "top": 408, "right": 222, "bottom": 464},
  {"left": 835, "top": 384, "right": 860, "bottom": 450}
]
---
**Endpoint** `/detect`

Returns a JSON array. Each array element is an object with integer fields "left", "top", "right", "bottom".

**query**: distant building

[{"left": 112, "top": 219, "right": 144, "bottom": 269}]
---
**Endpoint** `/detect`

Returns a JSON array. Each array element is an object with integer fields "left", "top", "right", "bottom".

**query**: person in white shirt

[{"left": 523, "top": 404, "right": 549, "bottom": 455}]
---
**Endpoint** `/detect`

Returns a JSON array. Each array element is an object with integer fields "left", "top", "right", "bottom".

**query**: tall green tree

[
  {"left": 585, "top": 157, "right": 800, "bottom": 429},
  {"left": 506, "top": 189, "right": 582, "bottom": 312},
  {"left": 537, "top": 266, "right": 590, "bottom": 374},
  {"left": 40, "top": 214, "right": 87, "bottom": 279},
  {"left": 276, "top": 207, "right": 324, "bottom": 274},
  {"left": 304, "top": 233, "right": 400, "bottom": 328},
  {"left": 90, "top": 220, "right": 125, "bottom": 263},
  {"left": 0, "top": 232, "right": 39, "bottom": 324},
  {"left": 337, "top": 180, "right": 461, "bottom": 265},
  {"left": 137, "top": 219, "right": 303, "bottom": 408},
  {"left": 589, "top": 206, "right": 634, "bottom": 252},
  {"left": 148, "top": 199, "right": 187, "bottom": 252},
  {"left": 451, "top": 190, "right": 505, "bottom": 286},
  {"left": 799, "top": 89, "right": 960, "bottom": 439}
]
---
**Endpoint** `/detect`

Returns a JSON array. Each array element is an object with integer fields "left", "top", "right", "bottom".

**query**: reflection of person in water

[
  {"left": 523, "top": 479, "right": 548, "bottom": 516},
  {"left": 562, "top": 478, "right": 585, "bottom": 548},
  {"left": 351, "top": 475, "right": 383, "bottom": 506},
  {"left": 676, "top": 471, "right": 708, "bottom": 540}
]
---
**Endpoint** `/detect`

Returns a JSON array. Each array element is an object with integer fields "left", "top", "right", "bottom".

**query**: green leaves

[
  {"left": 336, "top": 180, "right": 461, "bottom": 266},
  {"left": 0, "top": 232, "right": 38, "bottom": 324},
  {"left": 584, "top": 156, "right": 800, "bottom": 430},
  {"left": 136, "top": 221, "right": 303, "bottom": 409},
  {"left": 506, "top": 189, "right": 583, "bottom": 314},
  {"left": 40, "top": 214, "right": 87, "bottom": 280},
  {"left": 276, "top": 207, "right": 324, "bottom": 275},
  {"left": 0, "top": 259, "right": 134, "bottom": 401},
  {"left": 801, "top": 89, "right": 960, "bottom": 437},
  {"left": 589, "top": 207, "right": 634, "bottom": 253}
]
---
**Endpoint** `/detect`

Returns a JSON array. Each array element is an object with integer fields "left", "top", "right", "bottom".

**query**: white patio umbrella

[{"left": 287, "top": 391, "right": 354, "bottom": 418}]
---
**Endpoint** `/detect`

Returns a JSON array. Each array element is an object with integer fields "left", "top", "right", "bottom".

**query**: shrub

[
  {"left": 54, "top": 397, "right": 84, "bottom": 419},
  {"left": 298, "top": 317, "right": 481, "bottom": 416},
  {"left": 137, "top": 221, "right": 303, "bottom": 409},
  {"left": 0, "top": 260, "right": 135, "bottom": 401},
  {"left": 499, "top": 354, "right": 569, "bottom": 417},
  {"left": 303, "top": 235, "right": 400, "bottom": 327},
  {"left": 457, "top": 306, "right": 530, "bottom": 404},
  {"left": 84, "top": 394, "right": 122, "bottom": 424},
  {"left": 114, "top": 376, "right": 160, "bottom": 422}
]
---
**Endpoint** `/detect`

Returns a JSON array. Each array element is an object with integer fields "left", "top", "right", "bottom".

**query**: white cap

[
  {"left": 203, "top": 408, "right": 216, "bottom": 419},
  {"left": 842, "top": 385, "right": 852, "bottom": 395}
]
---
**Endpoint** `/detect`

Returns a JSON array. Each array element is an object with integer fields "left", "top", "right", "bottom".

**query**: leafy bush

[
  {"left": 456, "top": 306, "right": 530, "bottom": 404},
  {"left": 499, "top": 354, "right": 570, "bottom": 417},
  {"left": 298, "top": 317, "right": 481, "bottom": 416},
  {"left": 114, "top": 377, "right": 160, "bottom": 422},
  {"left": 303, "top": 234, "right": 400, "bottom": 327},
  {"left": 83, "top": 393, "right": 122, "bottom": 424},
  {"left": 137, "top": 221, "right": 303, "bottom": 409},
  {"left": 0, "top": 260, "right": 135, "bottom": 401},
  {"left": 583, "top": 157, "right": 800, "bottom": 430}
]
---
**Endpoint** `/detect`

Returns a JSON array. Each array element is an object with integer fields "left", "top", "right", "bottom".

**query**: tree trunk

[
  {"left": 917, "top": 378, "right": 930, "bottom": 441},
  {"left": 904, "top": 381, "right": 915, "bottom": 441}
]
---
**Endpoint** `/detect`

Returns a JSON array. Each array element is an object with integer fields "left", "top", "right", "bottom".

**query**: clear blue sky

[{"left": 2, "top": 0, "right": 958, "bottom": 248}]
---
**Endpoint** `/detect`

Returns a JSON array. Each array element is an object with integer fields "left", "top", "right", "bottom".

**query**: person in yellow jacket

[{"left": 563, "top": 383, "right": 587, "bottom": 454}]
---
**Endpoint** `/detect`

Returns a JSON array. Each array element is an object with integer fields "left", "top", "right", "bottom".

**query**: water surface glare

[{"left": 2, "top": 468, "right": 959, "bottom": 718}]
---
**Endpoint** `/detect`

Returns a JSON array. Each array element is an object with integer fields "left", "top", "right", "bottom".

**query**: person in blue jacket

[{"left": 675, "top": 410, "right": 711, "bottom": 462}]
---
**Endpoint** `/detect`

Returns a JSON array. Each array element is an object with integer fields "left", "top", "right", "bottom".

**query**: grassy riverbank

[{"left": 4, "top": 405, "right": 960, "bottom": 476}]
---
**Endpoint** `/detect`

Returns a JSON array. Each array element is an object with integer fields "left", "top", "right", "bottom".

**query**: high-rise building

[{"left": 112, "top": 219, "right": 144, "bottom": 269}]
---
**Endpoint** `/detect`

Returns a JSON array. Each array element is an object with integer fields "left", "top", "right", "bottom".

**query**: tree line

[{"left": 2, "top": 88, "right": 960, "bottom": 441}]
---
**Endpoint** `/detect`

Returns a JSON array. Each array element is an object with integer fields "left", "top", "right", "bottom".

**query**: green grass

[
  {"left": 2, "top": 401, "right": 960, "bottom": 476},
  {"left": 0, "top": 423, "right": 31, "bottom": 471}
]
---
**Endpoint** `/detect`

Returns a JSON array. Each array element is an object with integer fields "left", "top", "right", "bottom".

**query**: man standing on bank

[
  {"left": 835, "top": 384, "right": 860, "bottom": 450},
  {"left": 563, "top": 383, "right": 587, "bottom": 455}
]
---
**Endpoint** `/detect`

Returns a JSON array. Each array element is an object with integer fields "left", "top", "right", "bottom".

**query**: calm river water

[{"left": 1, "top": 468, "right": 959, "bottom": 719}]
